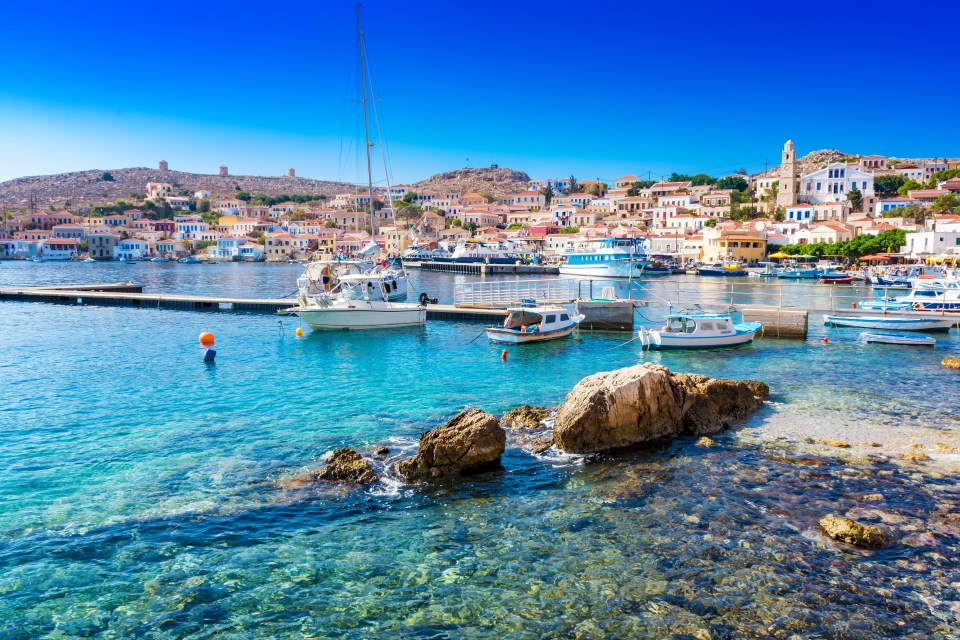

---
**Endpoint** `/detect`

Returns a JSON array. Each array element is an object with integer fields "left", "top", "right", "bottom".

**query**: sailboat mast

[{"left": 357, "top": 4, "right": 376, "bottom": 238}]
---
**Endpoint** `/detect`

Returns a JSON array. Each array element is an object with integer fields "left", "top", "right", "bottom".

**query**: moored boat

[
  {"left": 697, "top": 261, "right": 746, "bottom": 276},
  {"left": 485, "top": 302, "right": 584, "bottom": 344},
  {"left": 639, "top": 312, "right": 762, "bottom": 349},
  {"left": 823, "top": 315, "right": 954, "bottom": 331},
  {"left": 859, "top": 332, "right": 936, "bottom": 346}
]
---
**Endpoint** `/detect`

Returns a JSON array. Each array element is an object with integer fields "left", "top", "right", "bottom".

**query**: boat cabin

[
  {"left": 662, "top": 314, "right": 735, "bottom": 336},
  {"left": 503, "top": 305, "right": 573, "bottom": 333}
]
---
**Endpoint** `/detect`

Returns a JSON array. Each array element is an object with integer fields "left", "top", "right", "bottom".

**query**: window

[{"left": 561, "top": 313, "right": 570, "bottom": 321}]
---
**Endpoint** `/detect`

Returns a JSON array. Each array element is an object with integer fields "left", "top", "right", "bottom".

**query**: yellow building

[{"left": 702, "top": 227, "right": 767, "bottom": 263}]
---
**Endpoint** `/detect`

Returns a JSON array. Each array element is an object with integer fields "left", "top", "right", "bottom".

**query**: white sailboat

[{"left": 283, "top": 5, "right": 425, "bottom": 331}]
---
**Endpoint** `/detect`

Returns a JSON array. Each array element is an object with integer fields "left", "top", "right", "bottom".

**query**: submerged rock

[
  {"left": 819, "top": 515, "right": 890, "bottom": 548},
  {"left": 822, "top": 439, "right": 851, "bottom": 448},
  {"left": 374, "top": 446, "right": 390, "bottom": 456},
  {"left": 696, "top": 436, "right": 716, "bottom": 447},
  {"left": 553, "top": 364, "right": 768, "bottom": 453},
  {"left": 501, "top": 405, "right": 551, "bottom": 431},
  {"left": 942, "top": 357, "right": 960, "bottom": 370},
  {"left": 398, "top": 409, "right": 506, "bottom": 481},
  {"left": 315, "top": 448, "right": 379, "bottom": 484}
]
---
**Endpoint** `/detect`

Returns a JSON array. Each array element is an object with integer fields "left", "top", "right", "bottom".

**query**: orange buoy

[
  {"left": 501, "top": 349, "right": 508, "bottom": 361},
  {"left": 199, "top": 332, "right": 215, "bottom": 346},
  {"left": 295, "top": 327, "right": 303, "bottom": 337},
  {"left": 851, "top": 302, "right": 856, "bottom": 309},
  {"left": 823, "top": 337, "right": 828, "bottom": 344}
]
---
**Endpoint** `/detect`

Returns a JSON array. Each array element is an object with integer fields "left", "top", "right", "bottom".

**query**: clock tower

[{"left": 776, "top": 139, "right": 798, "bottom": 208}]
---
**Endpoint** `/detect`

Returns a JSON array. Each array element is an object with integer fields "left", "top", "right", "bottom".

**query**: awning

[{"left": 767, "top": 251, "right": 792, "bottom": 259}]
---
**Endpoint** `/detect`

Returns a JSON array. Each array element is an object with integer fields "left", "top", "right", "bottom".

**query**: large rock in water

[
  {"left": 553, "top": 364, "right": 768, "bottom": 453},
  {"left": 315, "top": 448, "right": 379, "bottom": 484},
  {"left": 819, "top": 515, "right": 890, "bottom": 548},
  {"left": 398, "top": 410, "right": 506, "bottom": 480}
]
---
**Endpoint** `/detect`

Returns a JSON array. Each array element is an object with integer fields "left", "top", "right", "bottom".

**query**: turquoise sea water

[{"left": 1, "top": 263, "right": 959, "bottom": 638}]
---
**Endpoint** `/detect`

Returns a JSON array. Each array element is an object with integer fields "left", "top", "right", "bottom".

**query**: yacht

[
  {"left": 285, "top": 272, "right": 425, "bottom": 330},
  {"left": 559, "top": 237, "right": 649, "bottom": 278},
  {"left": 859, "top": 287, "right": 960, "bottom": 312},
  {"left": 283, "top": 6, "right": 424, "bottom": 331},
  {"left": 400, "top": 243, "right": 451, "bottom": 262}
]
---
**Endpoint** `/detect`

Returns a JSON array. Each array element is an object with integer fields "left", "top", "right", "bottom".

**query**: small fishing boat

[
  {"left": 485, "top": 302, "right": 584, "bottom": 344},
  {"left": 818, "top": 275, "right": 856, "bottom": 284},
  {"left": 82, "top": 256, "right": 97, "bottom": 263},
  {"left": 638, "top": 312, "right": 762, "bottom": 349},
  {"left": 823, "top": 315, "right": 954, "bottom": 332},
  {"left": 697, "top": 261, "right": 746, "bottom": 277},
  {"left": 177, "top": 256, "right": 202, "bottom": 264},
  {"left": 860, "top": 332, "right": 936, "bottom": 346},
  {"left": 150, "top": 257, "right": 170, "bottom": 263}
]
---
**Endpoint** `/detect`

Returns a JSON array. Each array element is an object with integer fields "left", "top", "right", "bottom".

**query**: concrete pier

[
  {"left": 576, "top": 299, "right": 637, "bottom": 331},
  {"left": 742, "top": 308, "right": 808, "bottom": 338}
]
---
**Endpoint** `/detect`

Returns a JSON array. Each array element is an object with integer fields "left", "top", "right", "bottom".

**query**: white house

[
  {"left": 114, "top": 239, "right": 150, "bottom": 260},
  {"left": 195, "top": 190, "right": 211, "bottom": 199},
  {"left": 52, "top": 224, "right": 85, "bottom": 239},
  {"left": 900, "top": 231, "right": 960, "bottom": 258},
  {"left": 174, "top": 215, "right": 209, "bottom": 240},
  {"left": 213, "top": 237, "right": 264, "bottom": 261},
  {"left": 897, "top": 161, "right": 948, "bottom": 183},
  {"left": 41, "top": 238, "right": 79, "bottom": 260},
  {"left": 875, "top": 197, "right": 919, "bottom": 215},
  {"left": 799, "top": 162, "right": 874, "bottom": 204}
]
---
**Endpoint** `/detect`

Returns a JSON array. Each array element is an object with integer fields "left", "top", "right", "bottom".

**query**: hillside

[
  {"left": 413, "top": 167, "right": 531, "bottom": 199},
  {"left": 0, "top": 167, "right": 357, "bottom": 210}
]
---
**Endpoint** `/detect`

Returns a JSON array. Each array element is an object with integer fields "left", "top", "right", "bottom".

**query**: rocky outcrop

[
  {"left": 315, "top": 448, "right": 379, "bottom": 484},
  {"left": 413, "top": 167, "right": 531, "bottom": 200},
  {"left": 0, "top": 167, "right": 356, "bottom": 209},
  {"left": 398, "top": 410, "right": 506, "bottom": 481},
  {"left": 819, "top": 515, "right": 891, "bottom": 548},
  {"left": 502, "top": 405, "right": 550, "bottom": 430},
  {"left": 942, "top": 357, "right": 960, "bottom": 370},
  {"left": 553, "top": 364, "right": 768, "bottom": 454}
]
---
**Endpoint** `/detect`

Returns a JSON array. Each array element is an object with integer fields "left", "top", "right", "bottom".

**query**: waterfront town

[{"left": 3, "top": 141, "right": 960, "bottom": 266}]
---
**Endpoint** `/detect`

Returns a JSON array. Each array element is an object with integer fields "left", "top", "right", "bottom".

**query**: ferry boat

[
  {"left": 440, "top": 239, "right": 533, "bottom": 264},
  {"left": 485, "top": 302, "right": 584, "bottom": 344},
  {"left": 638, "top": 311, "right": 762, "bottom": 349},
  {"left": 400, "top": 243, "right": 451, "bottom": 262},
  {"left": 559, "top": 237, "right": 649, "bottom": 278},
  {"left": 697, "top": 260, "right": 747, "bottom": 277},
  {"left": 823, "top": 315, "right": 954, "bottom": 331}
]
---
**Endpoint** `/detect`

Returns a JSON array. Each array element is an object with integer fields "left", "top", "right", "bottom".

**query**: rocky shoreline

[{"left": 286, "top": 362, "right": 960, "bottom": 557}]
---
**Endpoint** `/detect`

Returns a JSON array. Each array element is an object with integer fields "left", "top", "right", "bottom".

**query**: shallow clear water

[{"left": 1, "top": 266, "right": 959, "bottom": 638}]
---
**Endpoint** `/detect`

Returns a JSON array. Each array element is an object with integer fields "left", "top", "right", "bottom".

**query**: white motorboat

[
  {"left": 824, "top": 315, "right": 954, "bottom": 332},
  {"left": 639, "top": 312, "right": 762, "bottom": 349},
  {"left": 285, "top": 273, "right": 425, "bottom": 330},
  {"left": 559, "top": 237, "right": 650, "bottom": 278},
  {"left": 860, "top": 332, "right": 936, "bottom": 346},
  {"left": 485, "top": 303, "right": 584, "bottom": 344}
]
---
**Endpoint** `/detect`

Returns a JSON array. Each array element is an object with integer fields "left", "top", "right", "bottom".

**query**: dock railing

[{"left": 454, "top": 278, "right": 578, "bottom": 307}]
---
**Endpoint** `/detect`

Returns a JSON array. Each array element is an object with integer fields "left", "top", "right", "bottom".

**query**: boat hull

[
  {"left": 641, "top": 327, "right": 760, "bottom": 349},
  {"left": 823, "top": 315, "right": 954, "bottom": 331},
  {"left": 294, "top": 306, "right": 425, "bottom": 330},
  {"left": 860, "top": 332, "right": 936, "bottom": 346},
  {"left": 486, "top": 323, "right": 578, "bottom": 344},
  {"left": 559, "top": 261, "right": 649, "bottom": 279},
  {"left": 697, "top": 269, "right": 746, "bottom": 277}
]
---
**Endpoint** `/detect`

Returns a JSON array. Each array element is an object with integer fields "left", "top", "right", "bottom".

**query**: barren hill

[
  {"left": 413, "top": 167, "right": 531, "bottom": 199},
  {"left": 0, "top": 167, "right": 357, "bottom": 210}
]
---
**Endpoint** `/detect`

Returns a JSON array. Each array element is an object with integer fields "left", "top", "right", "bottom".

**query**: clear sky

[{"left": 2, "top": 0, "right": 958, "bottom": 185}]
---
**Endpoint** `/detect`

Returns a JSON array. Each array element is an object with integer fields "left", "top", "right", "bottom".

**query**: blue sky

[{"left": 2, "top": 0, "right": 958, "bottom": 185}]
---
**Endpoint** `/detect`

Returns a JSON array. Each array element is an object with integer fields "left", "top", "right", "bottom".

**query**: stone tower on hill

[{"left": 777, "top": 140, "right": 797, "bottom": 208}]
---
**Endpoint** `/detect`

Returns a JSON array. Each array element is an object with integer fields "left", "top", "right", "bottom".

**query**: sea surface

[{"left": 1, "top": 262, "right": 959, "bottom": 638}]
